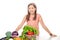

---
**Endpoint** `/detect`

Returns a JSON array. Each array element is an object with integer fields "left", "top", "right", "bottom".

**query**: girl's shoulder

[{"left": 37, "top": 13, "right": 41, "bottom": 18}]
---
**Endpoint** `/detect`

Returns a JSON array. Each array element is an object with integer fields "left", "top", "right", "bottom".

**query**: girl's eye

[{"left": 29, "top": 7, "right": 34, "bottom": 9}]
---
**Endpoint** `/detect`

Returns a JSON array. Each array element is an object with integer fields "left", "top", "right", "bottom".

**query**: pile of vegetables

[
  {"left": 5, "top": 31, "right": 20, "bottom": 40},
  {"left": 19, "top": 25, "right": 38, "bottom": 40},
  {"left": 0, "top": 25, "right": 38, "bottom": 40}
]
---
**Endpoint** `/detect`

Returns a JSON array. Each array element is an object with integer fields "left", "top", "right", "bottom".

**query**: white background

[{"left": 0, "top": 0, "right": 60, "bottom": 40}]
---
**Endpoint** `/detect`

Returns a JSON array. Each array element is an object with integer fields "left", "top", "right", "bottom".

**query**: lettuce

[
  {"left": 19, "top": 25, "right": 38, "bottom": 40},
  {"left": 23, "top": 25, "right": 38, "bottom": 35}
]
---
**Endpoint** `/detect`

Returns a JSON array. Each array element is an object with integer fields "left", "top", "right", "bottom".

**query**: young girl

[{"left": 15, "top": 3, "right": 56, "bottom": 40}]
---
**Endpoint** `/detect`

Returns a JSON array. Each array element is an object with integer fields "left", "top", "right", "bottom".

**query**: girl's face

[{"left": 28, "top": 5, "right": 36, "bottom": 15}]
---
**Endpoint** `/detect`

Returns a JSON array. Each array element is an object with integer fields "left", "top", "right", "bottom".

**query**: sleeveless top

[{"left": 26, "top": 14, "right": 40, "bottom": 31}]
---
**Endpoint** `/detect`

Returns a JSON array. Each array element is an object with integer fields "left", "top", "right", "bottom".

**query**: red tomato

[{"left": 27, "top": 31, "right": 34, "bottom": 35}]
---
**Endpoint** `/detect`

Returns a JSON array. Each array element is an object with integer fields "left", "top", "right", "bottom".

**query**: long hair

[{"left": 26, "top": 3, "right": 37, "bottom": 21}]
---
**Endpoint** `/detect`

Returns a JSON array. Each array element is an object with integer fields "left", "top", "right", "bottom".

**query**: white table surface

[{"left": 39, "top": 36, "right": 60, "bottom": 40}]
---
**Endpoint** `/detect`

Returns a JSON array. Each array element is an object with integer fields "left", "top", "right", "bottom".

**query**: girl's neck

[
  {"left": 30, "top": 13, "right": 36, "bottom": 17},
  {"left": 30, "top": 13, "right": 35, "bottom": 15}
]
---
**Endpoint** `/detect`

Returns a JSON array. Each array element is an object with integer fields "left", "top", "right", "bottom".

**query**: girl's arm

[
  {"left": 39, "top": 14, "right": 56, "bottom": 37},
  {"left": 15, "top": 15, "right": 27, "bottom": 31}
]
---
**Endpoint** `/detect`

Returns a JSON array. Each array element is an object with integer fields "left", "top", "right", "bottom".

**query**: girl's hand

[{"left": 50, "top": 33, "right": 57, "bottom": 37}]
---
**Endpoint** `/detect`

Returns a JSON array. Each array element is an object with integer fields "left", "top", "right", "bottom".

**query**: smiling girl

[{"left": 15, "top": 3, "right": 56, "bottom": 40}]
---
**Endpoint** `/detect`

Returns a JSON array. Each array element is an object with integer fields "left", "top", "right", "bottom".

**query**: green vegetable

[
  {"left": 23, "top": 25, "right": 38, "bottom": 35},
  {"left": 6, "top": 31, "right": 11, "bottom": 37},
  {"left": 6, "top": 31, "right": 12, "bottom": 40},
  {"left": 19, "top": 25, "right": 38, "bottom": 40}
]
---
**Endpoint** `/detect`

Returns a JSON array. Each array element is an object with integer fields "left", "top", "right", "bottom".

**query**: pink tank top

[{"left": 26, "top": 14, "right": 40, "bottom": 30}]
